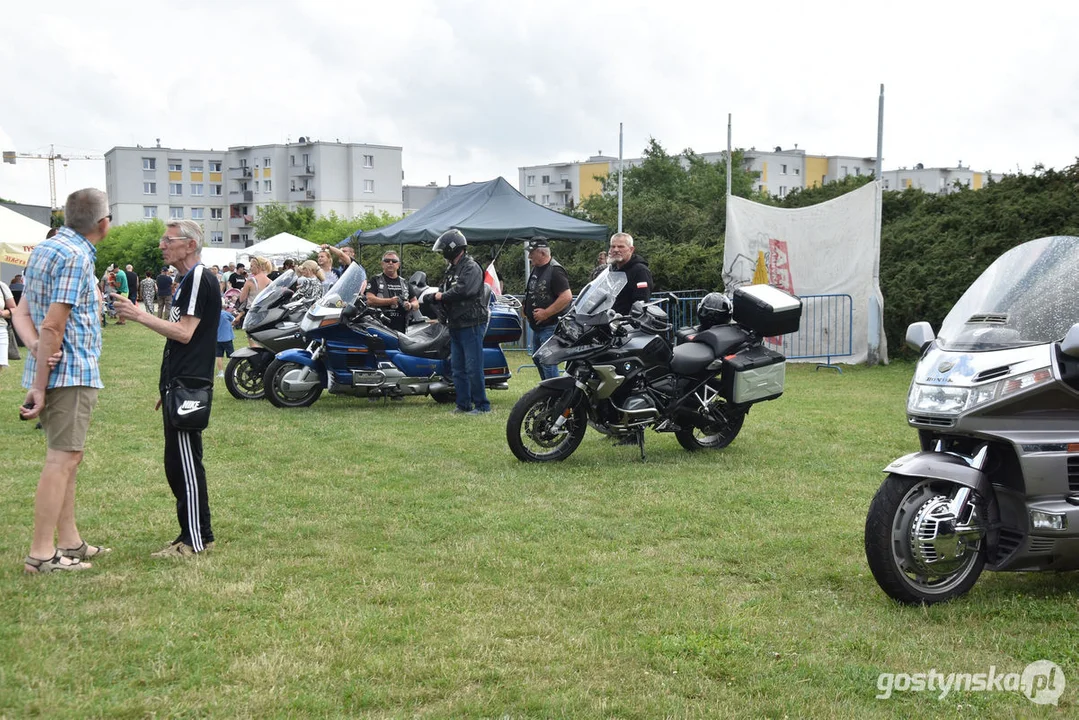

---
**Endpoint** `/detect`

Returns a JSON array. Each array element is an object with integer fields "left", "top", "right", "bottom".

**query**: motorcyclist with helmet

[{"left": 433, "top": 229, "right": 491, "bottom": 414}]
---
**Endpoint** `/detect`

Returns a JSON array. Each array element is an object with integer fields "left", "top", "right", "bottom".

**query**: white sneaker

[{"left": 216, "top": 372, "right": 224, "bottom": 378}]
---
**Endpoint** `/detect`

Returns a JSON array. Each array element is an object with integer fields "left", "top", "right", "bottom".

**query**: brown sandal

[
  {"left": 58, "top": 541, "right": 111, "bottom": 560},
  {"left": 24, "top": 552, "right": 91, "bottom": 574}
]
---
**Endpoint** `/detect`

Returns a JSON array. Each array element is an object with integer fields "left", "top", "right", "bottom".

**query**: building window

[
  {"left": 169, "top": 207, "right": 183, "bottom": 219},
  {"left": 541, "top": 194, "right": 550, "bottom": 204},
  {"left": 527, "top": 195, "right": 536, "bottom": 202},
  {"left": 169, "top": 183, "right": 182, "bottom": 196},
  {"left": 363, "top": 154, "right": 374, "bottom": 168},
  {"left": 190, "top": 161, "right": 203, "bottom": 173},
  {"left": 263, "top": 157, "right": 271, "bottom": 168},
  {"left": 168, "top": 160, "right": 182, "bottom": 172},
  {"left": 265, "top": 180, "right": 272, "bottom": 192},
  {"left": 210, "top": 184, "right": 222, "bottom": 196},
  {"left": 209, "top": 161, "right": 222, "bottom": 172},
  {"left": 290, "top": 155, "right": 296, "bottom": 166},
  {"left": 883, "top": 179, "right": 890, "bottom": 189},
  {"left": 254, "top": 181, "right": 260, "bottom": 193},
  {"left": 143, "top": 157, "right": 156, "bottom": 171},
  {"left": 542, "top": 175, "right": 550, "bottom": 184},
  {"left": 211, "top": 207, "right": 223, "bottom": 219},
  {"left": 840, "top": 166, "right": 848, "bottom": 177},
  {"left": 854, "top": 167, "right": 861, "bottom": 176},
  {"left": 231, "top": 234, "right": 240, "bottom": 243},
  {"left": 526, "top": 175, "right": 535, "bottom": 187},
  {"left": 143, "top": 206, "right": 157, "bottom": 219},
  {"left": 143, "top": 182, "right": 157, "bottom": 194},
  {"left": 794, "top": 168, "right": 800, "bottom": 176},
  {"left": 780, "top": 164, "right": 787, "bottom": 174},
  {"left": 191, "top": 207, "right": 204, "bottom": 220},
  {"left": 191, "top": 183, "right": 204, "bottom": 196},
  {"left": 364, "top": 179, "right": 374, "bottom": 193},
  {"left": 240, "top": 181, "right": 248, "bottom": 192},
  {"left": 778, "top": 186, "right": 787, "bottom": 197},
  {"left": 241, "top": 233, "right": 249, "bottom": 243},
  {"left": 211, "top": 231, "right": 223, "bottom": 244}
]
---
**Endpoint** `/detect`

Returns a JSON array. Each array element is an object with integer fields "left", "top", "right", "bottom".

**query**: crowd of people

[{"left": 7, "top": 185, "right": 653, "bottom": 574}]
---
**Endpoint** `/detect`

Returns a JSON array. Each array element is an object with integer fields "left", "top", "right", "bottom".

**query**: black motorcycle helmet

[
  {"left": 697, "top": 292, "right": 733, "bottom": 329},
  {"left": 433, "top": 229, "right": 468, "bottom": 261}
]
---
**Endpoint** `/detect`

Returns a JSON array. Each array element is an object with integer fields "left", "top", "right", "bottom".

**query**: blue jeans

[
  {"left": 530, "top": 324, "right": 559, "bottom": 380},
  {"left": 449, "top": 322, "right": 489, "bottom": 411}
]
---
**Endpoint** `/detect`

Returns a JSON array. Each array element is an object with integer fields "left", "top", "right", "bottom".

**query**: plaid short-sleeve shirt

[{"left": 21, "top": 227, "right": 104, "bottom": 389}]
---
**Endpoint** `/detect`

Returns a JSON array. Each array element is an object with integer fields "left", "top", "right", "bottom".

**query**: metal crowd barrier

[{"left": 506, "top": 291, "right": 854, "bottom": 374}]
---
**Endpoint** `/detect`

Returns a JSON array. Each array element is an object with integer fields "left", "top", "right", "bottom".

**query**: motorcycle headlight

[{"left": 908, "top": 366, "right": 1053, "bottom": 416}]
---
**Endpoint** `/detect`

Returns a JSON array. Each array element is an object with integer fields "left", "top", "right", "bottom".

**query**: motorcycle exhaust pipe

[{"left": 428, "top": 381, "right": 451, "bottom": 395}]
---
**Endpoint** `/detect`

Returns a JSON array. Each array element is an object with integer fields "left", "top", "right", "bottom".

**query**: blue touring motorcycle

[{"left": 264, "top": 263, "right": 521, "bottom": 408}]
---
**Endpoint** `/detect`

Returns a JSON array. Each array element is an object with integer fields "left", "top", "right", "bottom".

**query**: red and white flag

[{"left": 484, "top": 261, "right": 501, "bottom": 294}]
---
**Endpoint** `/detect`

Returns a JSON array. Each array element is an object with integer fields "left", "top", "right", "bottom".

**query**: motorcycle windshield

[
  {"left": 317, "top": 262, "right": 367, "bottom": 309},
  {"left": 938, "top": 236, "right": 1079, "bottom": 351},
  {"left": 243, "top": 270, "right": 296, "bottom": 330},
  {"left": 570, "top": 267, "right": 628, "bottom": 319}
]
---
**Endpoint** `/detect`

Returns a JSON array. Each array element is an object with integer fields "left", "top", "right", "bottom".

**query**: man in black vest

[
  {"left": 523, "top": 239, "right": 572, "bottom": 380},
  {"left": 365, "top": 250, "right": 418, "bottom": 333}
]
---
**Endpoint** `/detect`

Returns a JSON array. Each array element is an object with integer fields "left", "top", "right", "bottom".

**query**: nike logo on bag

[{"left": 176, "top": 401, "right": 203, "bottom": 415}]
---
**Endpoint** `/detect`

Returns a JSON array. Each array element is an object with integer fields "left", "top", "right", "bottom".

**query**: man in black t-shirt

[
  {"left": 228, "top": 263, "right": 248, "bottom": 291},
  {"left": 113, "top": 219, "right": 220, "bottom": 557},
  {"left": 523, "top": 240, "right": 572, "bottom": 380},
  {"left": 365, "top": 250, "right": 418, "bottom": 333}
]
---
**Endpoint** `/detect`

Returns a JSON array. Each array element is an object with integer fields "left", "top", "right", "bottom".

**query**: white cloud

[{"left": 2, "top": 0, "right": 1077, "bottom": 207}]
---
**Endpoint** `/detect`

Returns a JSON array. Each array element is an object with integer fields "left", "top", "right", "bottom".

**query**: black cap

[{"left": 527, "top": 239, "right": 549, "bottom": 251}]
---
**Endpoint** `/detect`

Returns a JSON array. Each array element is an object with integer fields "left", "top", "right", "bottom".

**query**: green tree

[{"left": 94, "top": 219, "right": 166, "bottom": 276}]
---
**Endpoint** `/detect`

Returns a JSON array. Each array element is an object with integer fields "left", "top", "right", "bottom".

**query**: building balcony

[
  {"left": 289, "top": 189, "right": 316, "bottom": 202},
  {"left": 228, "top": 166, "right": 253, "bottom": 179},
  {"left": 228, "top": 190, "right": 254, "bottom": 202},
  {"left": 229, "top": 214, "right": 253, "bottom": 228},
  {"left": 290, "top": 164, "right": 316, "bottom": 177},
  {"left": 550, "top": 179, "right": 572, "bottom": 193}
]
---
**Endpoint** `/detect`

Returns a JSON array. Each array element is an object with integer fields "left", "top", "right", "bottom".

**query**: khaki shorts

[{"left": 40, "top": 386, "right": 99, "bottom": 452}]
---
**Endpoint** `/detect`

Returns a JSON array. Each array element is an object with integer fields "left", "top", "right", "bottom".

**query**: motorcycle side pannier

[
  {"left": 721, "top": 346, "right": 786, "bottom": 404},
  {"left": 732, "top": 285, "right": 802, "bottom": 337}
]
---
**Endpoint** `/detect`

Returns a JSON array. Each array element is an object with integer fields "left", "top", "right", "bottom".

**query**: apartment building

[
  {"left": 105, "top": 140, "right": 404, "bottom": 247},
  {"left": 519, "top": 147, "right": 997, "bottom": 206}
]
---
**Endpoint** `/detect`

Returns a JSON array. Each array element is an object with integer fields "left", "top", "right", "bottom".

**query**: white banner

[{"left": 723, "top": 181, "right": 886, "bottom": 364}]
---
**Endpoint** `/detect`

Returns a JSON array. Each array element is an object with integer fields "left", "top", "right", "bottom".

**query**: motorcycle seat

[
  {"left": 398, "top": 322, "right": 450, "bottom": 358},
  {"left": 670, "top": 342, "right": 715, "bottom": 375},
  {"left": 691, "top": 325, "right": 751, "bottom": 357}
]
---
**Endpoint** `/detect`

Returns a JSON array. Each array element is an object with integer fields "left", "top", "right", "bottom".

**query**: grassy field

[{"left": 1, "top": 325, "right": 1076, "bottom": 718}]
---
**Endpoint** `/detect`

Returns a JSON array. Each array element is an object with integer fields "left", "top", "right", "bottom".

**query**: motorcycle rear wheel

[
  {"left": 265, "top": 359, "right": 323, "bottom": 408},
  {"left": 224, "top": 355, "right": 265, "bottom": 400},
  {"left": 506, "top": 386, "right": 587, "bottom": 462},
  {"left": 864, "top": 474, "right": 986, "bottom": 605},
  {"left": 675, "top": 401, "right": 745, "bottom": 451}
]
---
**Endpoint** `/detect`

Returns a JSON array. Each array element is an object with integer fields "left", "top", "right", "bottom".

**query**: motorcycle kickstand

[{"left": 636, "top": 429, "right": 646, "bottom": 462}]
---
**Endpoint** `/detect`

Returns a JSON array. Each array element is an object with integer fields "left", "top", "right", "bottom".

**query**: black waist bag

[{"left": 166, "top": 377, "right": 214, "bottom": 431}]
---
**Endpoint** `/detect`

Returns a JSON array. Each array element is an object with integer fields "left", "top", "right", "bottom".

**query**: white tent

[
  {"left": 237, "top": 232, "right": 319, "bottom": 265},
  {"left": 1, "top": 205, "right": 51, "bottom": 282}
]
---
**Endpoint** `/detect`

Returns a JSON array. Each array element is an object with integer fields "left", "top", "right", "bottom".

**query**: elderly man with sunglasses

[
  {"left": 365, "top": 251, "right": 418, "bottom": 333},
  {"left": 112, "top": 220, "right": 221, "bottom": 558}
]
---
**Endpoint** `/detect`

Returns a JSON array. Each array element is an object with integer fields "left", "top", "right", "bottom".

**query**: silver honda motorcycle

[{"left": 865, "top": 235, "right": 1079, "bottom": 604}]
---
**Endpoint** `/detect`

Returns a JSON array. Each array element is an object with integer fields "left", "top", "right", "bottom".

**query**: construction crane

[{"left": 2, "top": 144, "right": 105, "bottom": 209}]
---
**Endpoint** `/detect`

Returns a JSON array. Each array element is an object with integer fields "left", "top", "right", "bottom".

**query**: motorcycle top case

[
  {"left": 721, "top": 345, "right": 786, "bottom": 404},
  {"left": 732, "top": 285, "right": 802, "bottom": 337},
  {"left": 484, "top": 304, "right": 523, "bottom": 346}
]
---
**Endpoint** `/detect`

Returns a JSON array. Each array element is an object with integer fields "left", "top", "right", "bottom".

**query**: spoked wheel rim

[
  {"left": 890, "top": 480, "right": 984, "bottom": 597},
  {"left": 507, "top": 387, "right": 587, "bottom": 462},
  {"left": 521, "top": 396, "right": 578, "bottom": 457},
  {"left": 226, "top": 357, "right": 265, "bottom": 400}
]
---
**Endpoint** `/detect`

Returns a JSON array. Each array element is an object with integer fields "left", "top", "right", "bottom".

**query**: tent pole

[{"left": 617, "top": 122, "right": 624, "bottom": 234}]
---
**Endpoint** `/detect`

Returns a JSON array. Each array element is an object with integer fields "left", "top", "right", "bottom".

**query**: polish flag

[{"left": 484, "top": 261, "right": 501, "bottom": 294}]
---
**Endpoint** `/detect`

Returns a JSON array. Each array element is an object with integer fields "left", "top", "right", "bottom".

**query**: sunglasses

[
  {"left": 100, "top": 214, "right": 112, "bottom": 223},
  {"left": 382, "top": 258, "right": 399, "bottom": 263}
]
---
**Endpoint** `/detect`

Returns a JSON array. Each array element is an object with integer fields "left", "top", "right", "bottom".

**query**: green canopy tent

[{"left": 343, "top": 177, "right": 608, "bottom": 246}]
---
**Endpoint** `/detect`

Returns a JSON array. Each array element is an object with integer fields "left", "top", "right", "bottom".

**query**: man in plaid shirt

[{"left": 15, "top": 188, "right": 111, "bottom": 574}]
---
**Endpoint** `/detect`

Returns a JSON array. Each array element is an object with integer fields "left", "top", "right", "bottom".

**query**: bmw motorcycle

[
  {"left": 264, "top": 263, "right": 522, "bottom": 408},
  {"left": 505, "top": 269, "right": 802, "bottom": 462},
  {"left": 224, "top": 269, "right": 313, "bottom": 400},
  {"left": 865, "top": 235, "right": 1079, "bottom": 605}
]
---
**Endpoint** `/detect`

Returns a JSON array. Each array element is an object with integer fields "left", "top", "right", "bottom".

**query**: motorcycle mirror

[
  {"left": 905, "top": 321, "right": 935, "bottom": 353},
  {"left": 1061, "top": 323, "right": 1079, "bottom": 358},
  {"left": 342, "top": 303, "right": 360, "bottom": 321},
  {"left": 409, "top": 271, "right": 428, "bottom": 289}
]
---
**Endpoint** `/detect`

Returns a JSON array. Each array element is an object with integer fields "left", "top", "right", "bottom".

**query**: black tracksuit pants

[{"left": 162, "top": 408, "right": 214, "bottom": 551}]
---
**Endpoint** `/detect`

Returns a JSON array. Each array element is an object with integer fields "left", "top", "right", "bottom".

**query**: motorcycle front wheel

[
  {"left": 224, "top": 355, "right": 266, "bottom": 400},
  {"left": 265, "top": 359, "right": 324, "bottom": 408},
  {"left": 506, "top": 386, "right": 587, "bottom": 462},
  {"left": 864, "top": 474, "right": 986, "bottom": 605}
]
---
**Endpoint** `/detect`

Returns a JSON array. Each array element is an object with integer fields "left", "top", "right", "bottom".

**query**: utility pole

[{"left": 2, "top": 144, "right": 105, "bottom": 209}]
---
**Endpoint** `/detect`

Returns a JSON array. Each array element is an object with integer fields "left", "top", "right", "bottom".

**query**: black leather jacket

[
  {"left": 440, "top": 254, "right": 488, "bottom": 329},
  {"left": 612, "top": 254, "right": 653, "bottom": 315}
]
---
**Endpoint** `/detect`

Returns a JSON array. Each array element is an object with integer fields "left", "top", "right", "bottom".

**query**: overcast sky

[{"left": 2, "top": 0, "right": 1077, "bottom": 209}]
